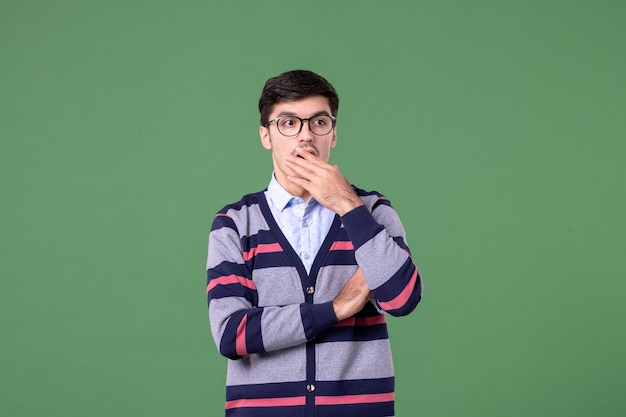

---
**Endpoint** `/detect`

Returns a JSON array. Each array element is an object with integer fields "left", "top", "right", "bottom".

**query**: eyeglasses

[{"left": 265, "top": 115, "right": 336, "bottom": 137}]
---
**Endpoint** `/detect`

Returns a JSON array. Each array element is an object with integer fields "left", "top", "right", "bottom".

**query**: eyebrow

[{"left": 274, "top": 110, "right": 331, "bottom": 118}]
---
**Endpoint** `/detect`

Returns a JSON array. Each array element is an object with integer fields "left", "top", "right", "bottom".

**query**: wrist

[
  {"left": 336, "top": 198, "right": 363, "bottom": 217},
  {"left": 332, "top": 299, "right": 347, "bottom": 321}
]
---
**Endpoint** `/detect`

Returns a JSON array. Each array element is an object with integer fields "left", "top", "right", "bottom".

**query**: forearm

[
  {"left": 208, "top": 297, "right": 337, "bottom": 359},
  {"left": 341, "top": 204, "right": 422, "bottom": 316},
  {"left": 207, "top": 223, "right": 337, "bottom": 359}
]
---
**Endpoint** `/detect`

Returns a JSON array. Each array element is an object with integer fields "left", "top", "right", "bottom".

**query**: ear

[
  {"left": 259, "top": 125, "right": 272, "bottom": 150},
  {"left": 330, "top": 126, "right": 337, "bottom": 149}
]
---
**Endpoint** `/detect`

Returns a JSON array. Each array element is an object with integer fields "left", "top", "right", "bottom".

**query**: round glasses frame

[{"left": 264, "top": 115, "right": 337, "bottom": 137}]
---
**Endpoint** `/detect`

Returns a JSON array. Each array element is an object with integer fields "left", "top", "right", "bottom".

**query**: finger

[
  {"left": 292, "top": 146, "right": 331, "bottom": 169},
  {"left": 285, "top": 158, "right": 315, "bottom": 179},
  {"left": 285, "top": 154, "right": 318, "bottom": 173},
  {"left": 286, "top": 174, "right": 312, "bottom": 190},
  {"left": 287, "top": 156, "right": 338, "bottom": 183},
  {"left": 286, "top": 155, "right": 333, "bottom": 181}
]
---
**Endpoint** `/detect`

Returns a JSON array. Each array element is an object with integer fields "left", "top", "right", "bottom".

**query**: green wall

[{"left": 1, "top": 1, "right": 624, "bottom": 415}]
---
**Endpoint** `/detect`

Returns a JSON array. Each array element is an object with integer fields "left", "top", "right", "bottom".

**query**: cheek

[
  {"left": 275, "top": 145, "right": 291, "bottom": 158},
  {"left": 321, "top": 140, "right": 334, "bottom": 160},
  {"left": 272, "top": 146, "right": 292, "bottom": 166}
]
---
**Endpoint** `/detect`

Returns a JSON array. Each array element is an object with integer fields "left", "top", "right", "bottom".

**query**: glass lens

[
  {"left": 277, "top": 116, "right": 301, "bottom": 136},
  {"left": 309, "top": 116, "right": 333, "bottom": 135}
]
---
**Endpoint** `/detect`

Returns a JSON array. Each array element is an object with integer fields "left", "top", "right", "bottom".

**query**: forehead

[{"left": 269, "top": 95, "right": 331, "bottom": 118}]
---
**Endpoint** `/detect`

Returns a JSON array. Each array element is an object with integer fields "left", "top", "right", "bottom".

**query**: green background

[{"left": 1, "top": 0, "right": 624, "bottom": 416}]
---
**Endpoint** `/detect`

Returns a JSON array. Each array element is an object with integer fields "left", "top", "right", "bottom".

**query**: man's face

[{"left": 259, "top": 95, "right": 337, "bottom": 191}]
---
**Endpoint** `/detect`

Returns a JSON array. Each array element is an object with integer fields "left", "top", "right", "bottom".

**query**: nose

[{"left": 297, "top": 120, "right": 314, "bottom": 142}]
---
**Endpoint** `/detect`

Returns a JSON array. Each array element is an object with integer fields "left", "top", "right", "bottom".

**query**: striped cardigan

[{"left": 206, "top": 187, "right": 422, "bottom": 417}]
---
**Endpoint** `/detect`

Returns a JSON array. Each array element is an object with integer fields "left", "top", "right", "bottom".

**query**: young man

[{"left": 206, "top": 70, "right": 422, "bottom": 417}]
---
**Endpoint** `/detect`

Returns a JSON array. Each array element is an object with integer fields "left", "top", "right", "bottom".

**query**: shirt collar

[{"left": 267, "top": 173, "right": 318, "bottom": 212}]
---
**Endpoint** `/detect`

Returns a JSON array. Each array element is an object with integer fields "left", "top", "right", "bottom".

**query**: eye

[
  {"left": 280, "top": 117, "right": 297, "bottom": 127},
  {"left": 312, "top": 116, "right": 327, "bottom": 126}
]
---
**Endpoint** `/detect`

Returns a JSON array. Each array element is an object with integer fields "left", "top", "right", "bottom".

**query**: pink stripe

[
  {"left": 242, "top": 243, "right": 283, "bottom": 261},
  {"left": 316, "top": 392, "right": 394, "bottom": 405},
  {"left": 235, "top": 314, "right": 248, "bottom": 357},
  {"left": 335, "top": 315, "right": 387, "bottom": 327},
  {"left": 206, "top": 274, "right": 256, "bottom": 294},
  {"left": 215, "top": 213, "right": 231, "bottom": 218},
  {"left": 329, "top": 241, "right": 354, "bottom": 251},
  {"left": 378, "top": 268, "right": 419, "bottom": 311},
  {"left": 225, "top": 396, "right": 306, "bottom": 409}
]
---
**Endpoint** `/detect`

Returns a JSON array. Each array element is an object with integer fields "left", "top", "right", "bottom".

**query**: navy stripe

[
  {"left": 316, "top": 402, "right": 394, "bottom": 417},
  {"left": 207, "top": 260, "right": 250, "bottom": 281},
  {"left": 211, "top": 213, "right": 238, "bottom": 232},
  {"left": 208, "top": 284, "right": 257, "bottom": 302},
  {"left": 219, "top": 192, "right": 261, "bottom": 213},
  {"left": 245, "top": 309, "right": 265, "bottom": 353},
  {"left": 373, "top": 258, "right": 416, "bottom": 303},
  {"left": 300, "top": 302, "right": 338, "bottom": 341},
  {"left": 315, "top": 376, "right": 394, "bottom": 396},
  {"left": 324, "top": 250, "right": 357, "bottom": 266},
  {"left": 358, "top": 302, "right": 381, "bottom": 316},
  {"left": 315, "top": 323, "right": 389, "bottom": 343},
  {"left": 354, "top": 187, "right": 386, "bottom": 200},
  {"left": 225, "top": 377, "right": 394, "bottom": 399},
  {"left": 219, "top": 310, "right": 247, "bottom": 359},
  {"left": 392, "top": 235, "right": 410, "bottom": 253},
  {"left": 371, "top": 197, "right": 392, "bottom": 211},
  {"left": 246, "top": 252, "right": 293, "bottom": 270},
  {"left": 341, "top": 205, "right": 386, "bottom": 250},
  {"left": 241, "top": 229, "right": 278, "bottom": 250},
  {"left": 226, "top": 405, "right": 304, "bottom": 417},
  {"left": 227, "top": 380, "right": 304, "bottom": 399}
]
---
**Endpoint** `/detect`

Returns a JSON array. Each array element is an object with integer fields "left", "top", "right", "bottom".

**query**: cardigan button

[
  {"left": 307, "top": 384, "right": 316, "bottom": 392},
  {"left": 306, "top": 286, "right": 315, "bottom": 294}
]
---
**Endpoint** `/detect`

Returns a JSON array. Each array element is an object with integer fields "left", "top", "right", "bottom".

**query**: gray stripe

[
  {"left": 260, "top": 304, "right": 308, "bottom": 351},
  {"left": 227, "top": 203, "right": 270, "bottom": 238},
  {"left": 207, "top": 226, "right": 245, "bottom": 269},
  {"left": 254, "top": 266, "right": 304, "bottom": 306},
  {"left": 226, "top": 345, "right": 307, "bottom": 385},
  {"left": 209, "top": 296, "right": 251, "bottom": 343},
  {"left": 315, "top": 339, "right": 395, "bottom": 381},
  {"left": 357, "top": 230, "right": 410, "bottom": 291}
]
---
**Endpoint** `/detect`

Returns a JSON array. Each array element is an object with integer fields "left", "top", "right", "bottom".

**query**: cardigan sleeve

[
  {"left": 340, "top": 199, "right": 422, "bottom": 316},
  {"left": 206, "top": 211, "right": 337, "bottom": 360}
]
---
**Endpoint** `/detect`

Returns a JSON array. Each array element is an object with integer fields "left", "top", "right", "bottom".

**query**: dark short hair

[{"left": 258, "top": 70, "right": 339, "bottom": 126}]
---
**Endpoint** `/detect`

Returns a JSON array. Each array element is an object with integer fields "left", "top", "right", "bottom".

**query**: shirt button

[
  {"left": 306, "top": 286, "right": 315, "bottom": 294},
  {"left": 303, "top": 221, "right": 309, "bottom": 227},
  {"left": 307, "top": 384, "right": 316, "bottom": 392},
  {"left": 303, "top": 253, "right": 310, "bottom": 260}
]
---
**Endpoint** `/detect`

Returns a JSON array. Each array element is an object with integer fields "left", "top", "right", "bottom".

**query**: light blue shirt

[{"left": 265, "top": 174, "right": 335, "bottom": 273}]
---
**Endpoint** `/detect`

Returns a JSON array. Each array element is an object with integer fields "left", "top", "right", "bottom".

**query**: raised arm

[
  {"left": 285, "top": 147, "right": 422, "bottom": 316},
  {"left": 341, "top": 197, "right": 422, "bottom": 316}
]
